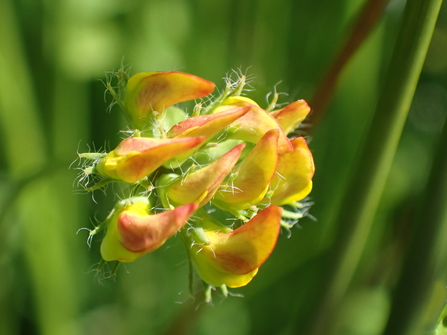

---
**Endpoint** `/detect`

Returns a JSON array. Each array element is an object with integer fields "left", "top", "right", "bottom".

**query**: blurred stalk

[
  {"left": 382, "top": 97, "right": 447, "bottom": 334},
  {"left": 435, "top": 303, "right": 447, "bottom": 335},
  {"left": 0, "top": 1, "right": 47, "bottom": 176},
  {"left": 309, "top": 0, "right": 390, "bottom": 124},
  {"left": 0, "top": 1, "right": 47, "bottom": 334},
  {"left": 0, "top": 0, "right": 83, "bottom": 334},
  {"left": 305, "top": 0, "right": 443, "bottom": 333}
]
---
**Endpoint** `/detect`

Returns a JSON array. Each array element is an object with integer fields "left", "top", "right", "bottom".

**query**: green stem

[
  {"left": 383, "top": 99, "right": 447, "bottom": 334},
  {"left": 306, "top": 0, "right": 443, "bottom": 333}
]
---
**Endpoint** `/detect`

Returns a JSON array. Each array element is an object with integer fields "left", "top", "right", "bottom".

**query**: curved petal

[
  {"left": 270, "top": 100, "right": 310, "bottom": 135},
  {"left": 217, "top": 104, "right": 293, "bottom": 153},
  {"left": 270, "top": 137, "right": 315, "bottom": 205},
  {"left": 167, "top": 144, "right": 245, "bottom": 207},
  {"left": 202, "top": 206, "right": 282, "bottom": 275},
  {"left": 165, "top": 106, "right": 250, "bottom": 166},
  {"left": 100, "top": 200, "right": 147, "bottom": 262},
  {"left": 221, "top": 96, "right": 259, "bottom": 107},
  {"left": 190, "top": 248, "right": 259, "bottom": 288},
  {"left": 96, "top": 136, "right": 205, "bottom": 183},
  {"left": 124, "top": 72, "right": 215, "bottom": 129},
  {"left": 168, "top": 106, "right": 250, "bottom": 138},
  {"left": 214, "top": 129, "right": 279, "bottom": 210},
  {"left": 119, "top": 203, "right": 198, "bottom": 252},
  {"left": 100, "top": 202, "right": 198, "bottom": 262}
]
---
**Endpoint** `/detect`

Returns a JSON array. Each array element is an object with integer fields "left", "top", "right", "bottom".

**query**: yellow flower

[
  {"left": 269, "top": 137, "right": 315, "bottom": 205},
  {"left": 270, "top": 100, "right": 311, "bottom": 135},
  {"left": 79, "top": 70, "right": 316, "bottom": 300},
  {"left": 164, "top": 143, "right": 245, "bottom": 207},
  {"left": 124, "top": 71, "right": 215, "bottom": 129},
  {"left": 214, "top": 96, "right": 293, "bottom": 153},
  {"left": 95, "top": 136, "right": 204, "bottom": 183},
  {"left": 165, "top": 106, "right": 250, "bottom": 166},
  {"left": 185, "top": 206, "right": 283, "bottom": 288},
  {"left": 213, "top": 129, "right": 279, "bottom": 210}
]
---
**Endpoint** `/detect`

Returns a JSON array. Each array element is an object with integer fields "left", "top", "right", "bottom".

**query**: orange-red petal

[
  {"left": 124, "top": 72, "right": 215, "bottom": 129},
  {"left": 100, "top": 202, "right": 197, "bottom": 262},
  {"left": 118, "top": 203, "right": 198, "bottom": 253},
  {"left": 96, "top": 136, "right": 205, "bottom": 183},
  {"left": 191, "top": 250, "right": 259, "bottom": 288},
  {"left": 270, "top": 100, "right": 310, "bottom": 135},
  {"left": 205, "top": 206, "right": 282, "bottom": 274},
  {"left": 165, "top": 106, "right": 250, "bottom": 166}
]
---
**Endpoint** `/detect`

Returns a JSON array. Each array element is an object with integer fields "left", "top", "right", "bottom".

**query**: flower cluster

[{"left": 78, "top": 69, "right": 314, "bottom": 301}]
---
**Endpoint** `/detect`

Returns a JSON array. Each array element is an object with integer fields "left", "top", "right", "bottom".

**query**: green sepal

[
  {"left": 85, "top": 177, "right": 116, "bottom": 192},
  {"left": 78, "top": 152, "right": 107, "bottom": 160},
  {"left": 156, "top": 173, "right": 181, "bottom": 209},
  {"left": 162, "top": 106, "right": 187, "bottom": 132},
  {"left": 204, "top": 283, "right": 213, "bottom": 303},
  {"left": 187, "top": 227, "right": 211, "bottom": 245}
]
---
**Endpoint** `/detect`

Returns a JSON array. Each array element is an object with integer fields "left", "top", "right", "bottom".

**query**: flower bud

[
  {"left": 165, "top": 143, "right": 245, "bottom": 207},
  {"left": 213, "top": 129, "right": 279, "bottom": 210},
  {"left": 100, "top": 198, "right": 198, "bottom": 262},
  {"left": 186, "top": 206, "right": 282, "bottom": 288},
  {"left": 165, "top": 106, "right": 250, "bottom": 166},
  {"left": 95, "top": 136, "right": 205, "bottom": 183},
  {"left": 215, "top": 99, "right": 292, "bottom": 153},
  {"left": 124, "top": 71, "right": 215, "bottom": 129}
]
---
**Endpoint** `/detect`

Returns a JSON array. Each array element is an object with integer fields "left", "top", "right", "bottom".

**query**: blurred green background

[{"left": 1, "top": 0, "right": 447, "bottom": 334}]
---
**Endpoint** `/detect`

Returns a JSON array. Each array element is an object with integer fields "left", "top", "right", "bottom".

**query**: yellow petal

[
  {"left": 168, "top": 106, "right": 250, "bottom": 138},
  {"left": 219, "top": 105, "right": 293, "bottom": 153},
  {"left": 167, "top": 144, "right": 245, "bottom": 207},
  {"left": 190, "top": 248, "right": 259, "bottom": 288},
  {"left": 214, "top": 129, "right": 279, "bottom": 210},
  {"left": 270, "top": 100, "right": 310, "bottom": 135},
  {"left": 270, "top": 137, "right": 315, "bottom": 205},
  {"left": 222, "top": 96, "right": 259, "bottom": 107},
  {"left": 165, "top": 106, "right": 250, "bottom": 166},
  {"left": 119, "top": 203, "right": 198, "bottom": 252}
]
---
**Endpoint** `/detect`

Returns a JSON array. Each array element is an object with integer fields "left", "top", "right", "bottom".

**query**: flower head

[{"left": 78, "top": 70, "right": 315, "bottom": 300}]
